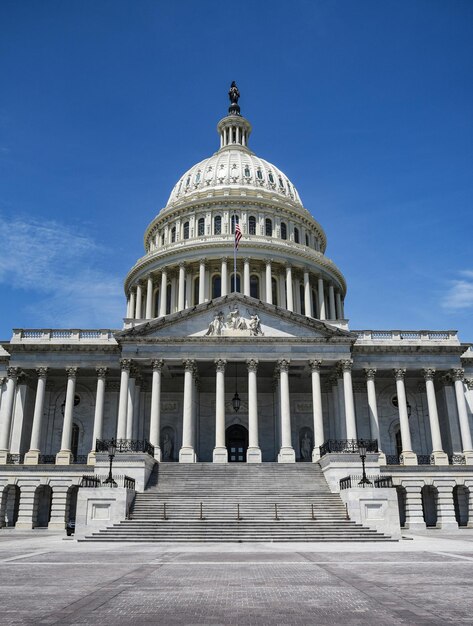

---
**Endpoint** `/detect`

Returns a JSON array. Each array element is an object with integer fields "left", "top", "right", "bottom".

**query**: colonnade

[
  {"left": 1, "top": 363, "right": 472, "bottom": 466},
  {"left": 126, "top": 259, "right": 345, "bottom": 321}
]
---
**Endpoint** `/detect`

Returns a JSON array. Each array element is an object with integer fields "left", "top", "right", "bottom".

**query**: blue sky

[{"left": 0, "top": 0, "right": 472, "bottom": 341}]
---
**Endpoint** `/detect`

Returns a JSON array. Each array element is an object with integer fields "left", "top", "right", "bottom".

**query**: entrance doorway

[{"left": 226, "top": 425, "right": 248, "bottom": 462}]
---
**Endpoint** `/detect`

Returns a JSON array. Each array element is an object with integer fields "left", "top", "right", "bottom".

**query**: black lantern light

[
  {"left": 357, "top": 440, "right": 372, "bottom": 487},
  {"left": 103, "top": 438, "right": 117, "bottom": 487},
  {"left": 232, "top": 362, "right": 241, "bottom": 412}
]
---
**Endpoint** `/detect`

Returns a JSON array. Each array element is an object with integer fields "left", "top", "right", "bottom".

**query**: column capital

[
  {"left": 466, "top": 378, "right": 473, "bottom": 390},
  {"left": 199, "top": 257, "right": 207, "bottom": 265},
  {"left": 244, "top": 257, "right": 250, "bottom": 264},
  {"left": 339, "top": 359, "right": 353, "bottom": 372},
  {"left": 215, "top": 359, "right": 226, "bottom": 373},
  {"left": 393, "top": 368, "right": 406, "bottom": 381},
  {"left": 151, "top": 359, "right": 164, "bottom": 372},
  {"left": 451, "top": 368, "right": 464, "bottom": 382},
  {"left": 95, "top": 367, "right": 108, "bottom": 379},
  {"left": 178, "top": 261, "right": 186, "bottom": 269},
  {"left": 120, "top": 358, "right": 132, "bottom": 372},
  {"left": 278, "top": 359, "right": 290, "bottom": 372},
  {"left": 422, "top": 368, "right": 436, "bottom": 381},
  {"left": 265, "top": 258, "right": 272, "bottom": 266},
  {"left": 221, "top": 256, "right": 228, "bottom": 263},
  {"left": 364, "top": 368, "right": 377, "bottom": 380},
  {"left": 247, "top": 359, "right": 258, "bottom": 373},
  {"left": 7, "top": 367, "right": 19, "bottom": 380},
  {"left": 309, "top": 359, "right": 322, "bottom": 372},
  {"left": 129, "top": 363, "right": 140, "bottom": 378},
  {"left": 285, "top": 262, "right": 292, "bottom": 270},
  {"left": 36, "top": 367, "right": 49, "bottom": 378},
  {"left": 65, "top": 367, "right": 77, "bottom": 379},
  {"left": 183, "top": 359, "right": 195, "bottom": 372}
]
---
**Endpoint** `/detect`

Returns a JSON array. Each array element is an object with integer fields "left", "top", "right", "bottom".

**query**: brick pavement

[{"left": 0, "top": 530, "right": 472, "bottom": 625}]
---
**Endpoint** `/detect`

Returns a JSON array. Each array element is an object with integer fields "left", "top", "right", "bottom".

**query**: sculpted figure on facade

[{"left": 248, "top": 313, "right": 263, "bottom": 336}]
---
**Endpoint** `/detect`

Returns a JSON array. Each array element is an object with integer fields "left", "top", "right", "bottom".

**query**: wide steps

[{"left": 81, "top": 463, "right": 395, "bottom": 543}]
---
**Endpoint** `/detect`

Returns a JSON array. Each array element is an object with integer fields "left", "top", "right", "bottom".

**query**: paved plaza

[{"left": 0, "top": 531, "right": 472, "bottom": 625}]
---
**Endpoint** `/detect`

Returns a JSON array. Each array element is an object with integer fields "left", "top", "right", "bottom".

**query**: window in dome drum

[
  {"left": 214, "top": 215, "right": 221, "bottom": 235},
  {"left": 257, "top": 169, "right": 263, "bottom": 180},
  {"left": 268, "top": 172, "right": 274, "bottom": 183},
  {"left": 265, "top": 218, "right": 272, "bottom": 237},
  {"left": 231, "top": 214, "right": 239, "bottom": 234},
  {"left": 281, "top": 222, "right": 287, "bottom": 240},
  {"left": 244, "top": 165, "right": 251, "bottom": 177},
  {"left": 198, "top": 218, "right": 205, "bottom": 236},
  {"left": 294, "top": 227, "right": 300, "bottom": 244},
  {"left": 183, "top": 222, "right": 189, "bottom": 240},
  {"left": 248, "top": 216, "right": 256, "bottom": 235},
  {"left": 195, "top": 171, "right": 201, "bottom": 183},
  {"left": 171, "top": 227, "right": 176, "bottom": 243}
]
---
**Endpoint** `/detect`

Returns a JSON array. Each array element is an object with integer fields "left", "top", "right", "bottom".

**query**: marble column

[
  {"left": 0, "top": 368, "right": 19, "bottom": 463},
  {"left": 285, "top": 265, "right": 294, "bottom": 312},
  {"left": 403, "top": 481, "right": 426, "bottom": 530},
  {"left": 221, "top": 257, "right": 228, "bottom": 296},
  {"left": 129, "top": 289, "right": 136, "bottom": 319},
  {"left": 178, "top": 263, "right": 186, "bottom": 311},
  {"left": 309, "top": 360, "right": 324, "bottom": 461},
  {"left": 452, "top": 369, "right": 473, "bottom": 463},
  {"left": 116, "top": 359, "right": 131, "bottom": 440},
  {"left": 265, "top": 259, "right": 272, "bottom": 305},
  {"left": 364, "top": 368, "right": 385, "bottom": 462},
  {"left": 145, "top": 275, "right": 154, "bottom": 319},
  {"left": 394, "top": 369, "right": 417, "bottom": 465},
  {"left": 304, "top": 269, "right": 312, "bottom": 317},
  {"left": 340, "top": 360, "right": 357, "bottom": 441},
  {"left": 149, "top": 359, "right": 163, "bottom": 461},
  {"left": 243, "top": 258, "right": 250, "bottom": 297},
  {"left": 135, "top": 282, "right": 143, "bottom": 319},
  {"left": 125, "top": 369, "right": 137, "bottom": 440},
  {"left": 159, "top": 270, "right": 167, "bottom": 317},
  {"left": 328, "top": 285, "right": 336, "bottom": 319},
  {"left": 278, "top": 359, "right": 295, "bottom": 462},
  {"left": 199, "top": 259, "right": 206, "bottom": 303},
  {"left": 179, "top": 360, "right": 196, "bottom": 463},
  {"left": 132, "top": 375, "right": 142, "bottom": 440},
  {"left": 24, "top": 368, "right": 48, "bottom": 465},
  {"left": 86, "top": 367, "right": 108, "bottom": 465},
  {"left": 422, "top": 369, "right": 449, "bottom": 465},
  {"left": 56, "top": 367, "right": 78, "bottom": 465},
  {"left": 213, "top": 359, "right": 228, "bottom": 463},
  {"left": 317, "top": 278, "right": 326, "bottom": 320},
  {"left": 247, "top": 359, "right": 262, "bottom": 462}
]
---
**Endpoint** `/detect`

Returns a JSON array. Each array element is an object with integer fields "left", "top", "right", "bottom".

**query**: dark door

[{"left": 226, "top": 425, "right": 248, "bottom": 462}]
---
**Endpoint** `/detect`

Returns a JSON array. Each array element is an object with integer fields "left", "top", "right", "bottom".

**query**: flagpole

[{"left": 233, "top": 211, "right": 237, "bottom": 293}]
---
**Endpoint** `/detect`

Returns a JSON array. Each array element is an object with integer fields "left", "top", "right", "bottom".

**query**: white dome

[{"left": 166, "top": 148, "right": 303, "bottom": 207}]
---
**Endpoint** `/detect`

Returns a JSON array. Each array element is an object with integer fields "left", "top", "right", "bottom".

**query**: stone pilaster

[
  {"left": 247, "top": 359, "right": 261, "bottom": 463},
  {"left": 180, "top": 360, "right": 196, "bottom": 463},
  {"left": 213, "top": 359, "right": 228, "bottom": 463},
  {"left": 433, "top": 480, "right": 458, "bottom": 530},
  {"left": 278, "top": 359, "right": 295, "bottom": 463},
  {"left": 309, "top": 360, "right": 324, "bottom": 461},
  {"left": 149, "top": 359, "right": 163, "bottom": 461},
  {"left": 402, "top": 481, "right": 426, "bottom": 530}
]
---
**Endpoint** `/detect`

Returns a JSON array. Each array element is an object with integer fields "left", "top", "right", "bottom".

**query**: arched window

[
  {"left": 231, "top": 214, "right": 239, "bottom": 234},
  {"left": 230, "top": 273, "right": 241, "bottom": 293},
  {"left": 250, "top": 275, "right": 260, "bottom": 299},
  {"left": 166, "top": 283, "right": 172, "bottom": 315},
  {"left": 305, "top": 233, "right": 309, "bottom": 247},
  {"left": 272, "top": 277, "right": 278, "bottom": 306},
  {"left": 183, "top": 222, "right": 189, "bottom": 240},
  {"left": 214, "top": 215, "right": 222, "bottom": 235},
  {"left": 193, "top": 278, "right": 199, "bottom": 305},
  {"left": 300, "top": 284, "right": 305, "bottom": 315},
  {"left": 212, "top": 275, "right": 221, "bottom": 299},
  {"left": 171, "top": 226, "right": 176, "bottom": 243},
  {"left": 280, "top": 222, "right": 287, "bottom": 240},
  {"left": 248, "top": 216, "right": 256, "bottom": 235},
  {"left": 244, "top": 165, "right": 251, "bottom": 178},
  {"left": 265, "top": 218, "right": 272, "bottom": 237},
  {"left": 198, "top": 217, "right": 205, "bottom": 236},
  {"left": 278, "top": 176, "right": 285, "bottom": 190},
  {"left": 294, "top": 227, "right": 300, "bottom": 244},
  {"left": 161, "top": 233, "right": 165, "bottom": 246},
  {"left": 186, "top": 175, "right": 191, "bottom": 187},
  {"left": 268, "top": 172, "right": 274, "bottom": 184},
  {"left": 256, "top": 168, "right": 263, "bottom": 180},
  {"left": 195, "top": 171, "right": 201, "bottom": 184}
]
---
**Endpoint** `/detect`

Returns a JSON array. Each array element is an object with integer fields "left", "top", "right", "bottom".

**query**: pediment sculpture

[{"left": 205, "top": 306, "right": 264, "bottom": 337}]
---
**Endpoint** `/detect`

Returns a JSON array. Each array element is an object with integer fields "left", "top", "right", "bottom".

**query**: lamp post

[
  {"left": 232, "top": 362, "right": 241, "bottom": 412},
  {"left": 103, "top": 438, "right": 117, "bottom": 487},
  {"left": 358, "top": 441, "right": 372, "bottom": 487}
]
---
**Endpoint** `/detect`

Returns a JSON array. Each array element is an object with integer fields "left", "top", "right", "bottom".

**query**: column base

[
  {"left": 312, "top": 447, "right": 321, "bottom": 462},
  {"left": 213, "top": 447, "right": 228, "bottom": 463},
  {"left": 405, "top": 521, "right": 426, "bottom": 531},
  {"left": 179, "top": 447, "right": 196, "bottom": 463},
  {"left": 24, "top": 450, "right": 40, "bottom": 465},
  {"left": 400, "top": 451, "right": 418, "bottom": 466},
  {"left": 48, "top": 521, "right": 66, "bottom": 530},
  {"left": 154, "top": 446, "right": 162, "bottom": 462},
  {"left": 55, "top": 450, "right": 73, "bottom": 465},
  {"left": 436, "top": 521, "right": 459, "bottom": 530},
  {"left": 464, "top": 451, "right": 473, "bottom": 465},
  {"left": 247, "top": 447, "right": 262, "bottom": 463},
  {"left": 87, "top": 451, "right": 97, "bottom": 465},
  {"left": 15, "top": 521, "right": 34, "bottom": 530},
  {"left": 431, "top": 451, "right": 449, "bottom": 466},
  {"left": 0, "top": 450, "right": 9, "bottom": 464},
  {"left": 278, "top": 447, "right": 296, "bottom": 463}
]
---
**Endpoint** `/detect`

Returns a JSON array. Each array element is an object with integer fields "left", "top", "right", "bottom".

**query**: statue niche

[{"left": 299, "top": 427, "right": 313, "bottom": 462}]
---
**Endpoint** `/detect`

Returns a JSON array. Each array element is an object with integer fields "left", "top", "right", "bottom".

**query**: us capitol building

[{"left": 0, "top": 84, "right": 472, "bottom": 535}]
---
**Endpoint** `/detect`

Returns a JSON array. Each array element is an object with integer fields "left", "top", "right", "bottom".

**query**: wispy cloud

[
  {"left": 442, "top": 270, "right": 473, "bottom": 311},
  {"left": 0, "top": 213, "right": 124, "bottom": 328}
]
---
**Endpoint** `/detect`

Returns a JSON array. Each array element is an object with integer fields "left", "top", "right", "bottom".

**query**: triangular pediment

[{"left": 116, "top": 294, "right": 355, "bottom": 342}]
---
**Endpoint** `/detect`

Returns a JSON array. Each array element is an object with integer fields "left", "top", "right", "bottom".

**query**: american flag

[{"left": 234, "top": 222, "right": 242, "bottom": 249}]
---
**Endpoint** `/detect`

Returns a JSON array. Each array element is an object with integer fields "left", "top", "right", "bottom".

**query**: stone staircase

[{"left": 81, "top": 463, "right": 396, "bottom": 542}]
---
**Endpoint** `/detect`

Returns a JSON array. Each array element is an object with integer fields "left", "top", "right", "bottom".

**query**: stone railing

[
  {"left": 355, "top": 330, "right": 458, "bottom": 343},
  {"left": 11, "top": 329, "right": 118, "bottom": 344}
]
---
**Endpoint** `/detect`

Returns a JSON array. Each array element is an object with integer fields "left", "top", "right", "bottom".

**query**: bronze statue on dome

[{"left": 228, "top": 81, "right": 241, "bottom": 115}]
